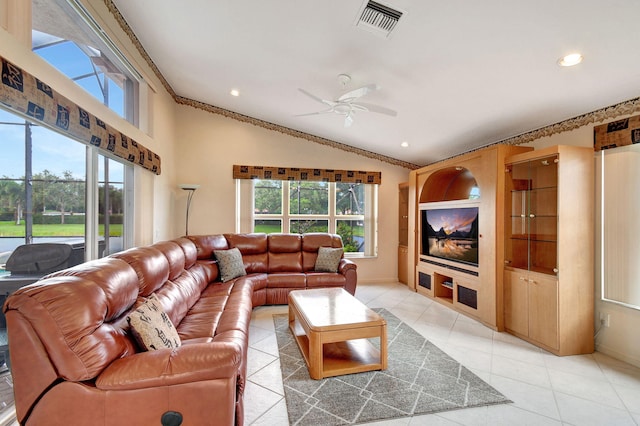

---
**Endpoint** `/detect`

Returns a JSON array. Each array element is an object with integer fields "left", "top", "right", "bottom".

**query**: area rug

[{"left": 273, "top": 308, "right": 510, "bottom": 425}]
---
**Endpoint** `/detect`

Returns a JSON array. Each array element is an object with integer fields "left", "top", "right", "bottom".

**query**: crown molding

[
  {"left": 174, "top": 96, "right": 421, "bottom": 170},
  {"left": 499, "top": 97, "right": 640, "bottom": 147}
]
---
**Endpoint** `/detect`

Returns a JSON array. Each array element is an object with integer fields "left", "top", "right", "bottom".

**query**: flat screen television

[{"left": 421, "top": 206, "right": 479, "bottom": 266}]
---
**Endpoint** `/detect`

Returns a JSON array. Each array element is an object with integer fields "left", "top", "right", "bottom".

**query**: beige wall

[{"left": 174, "top": 105, "right": 411, "bottom": 283}]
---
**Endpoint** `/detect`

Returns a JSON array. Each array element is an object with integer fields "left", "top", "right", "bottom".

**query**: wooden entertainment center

[{"left": 405, "top": 144, "right": 594, "bottom": 355}]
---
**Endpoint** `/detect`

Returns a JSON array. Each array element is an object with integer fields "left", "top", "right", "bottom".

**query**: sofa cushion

[
  {"left": 267, "top": 273, "right": 306, "bottom": 288},
  {"left": 186, "top": 234, "right": 229, "bottom": 260},
  {"left": 314, "top": 247, "right": 343, "bottom": 272},
  {"left": 215, "top": 248, "right": 247, "bottom": 282},
  {"left": 268, "top": 234, "right": 303, "bottom": 272},
  {"left": 111, "top": 246, "right": 170, "bottom": 296},
  {"left": 302, "top": 233, "right": 342, "bottom": 271},
  {"left": 225, "top": 233, "right": 268, "bottom": 273},
  {"left": 128, "top": 294, "right": 181, "bottom": 351}
]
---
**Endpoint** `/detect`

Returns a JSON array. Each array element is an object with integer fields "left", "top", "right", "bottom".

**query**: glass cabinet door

[
  {"left": 505, "top": 154, "right": 558, "bottom": 275},
  {"left": 506, "top": 161, "right": 531, "bottom": 270}
]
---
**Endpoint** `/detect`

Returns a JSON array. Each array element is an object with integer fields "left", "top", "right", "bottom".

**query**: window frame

[
  {"left": 31, "top": 0, "right": 142, "bottom": 125},
  {"left": 238, "top": 179, "right": 377, "bottom": 258}
]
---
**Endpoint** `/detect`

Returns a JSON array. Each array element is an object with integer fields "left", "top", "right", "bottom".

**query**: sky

[{"left": 0, "top": 39, "right": 125, "bottom": 182}]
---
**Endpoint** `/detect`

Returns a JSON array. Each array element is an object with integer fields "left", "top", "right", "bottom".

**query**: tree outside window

[{"left": 252, "top": 180, "right": 374, "bottom": 255}]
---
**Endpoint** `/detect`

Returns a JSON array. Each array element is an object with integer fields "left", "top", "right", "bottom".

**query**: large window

[
  {"left": 32, "top": 0, "right": 140, "bottom": 124},
  {"left": 0, "top": 107, "right": 132, "bottom": 273},
  {"left": 253, "top": 180, "right": 377, "bottom": 256}
]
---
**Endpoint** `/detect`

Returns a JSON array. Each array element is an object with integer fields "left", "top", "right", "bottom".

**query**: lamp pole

[{"left": 179, "top": 184, "right": 200, "bottom": 235}]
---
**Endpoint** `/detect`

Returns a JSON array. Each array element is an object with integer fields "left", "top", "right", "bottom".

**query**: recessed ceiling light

[
  {"left": 401, "top": 141, "right": 409, "bottom": 148},
  {"left": 558, "top": 53, "right": 583, "bottom": 67},
  {"left": 230, "top": 89, "right": 240, "bottom": 97}
]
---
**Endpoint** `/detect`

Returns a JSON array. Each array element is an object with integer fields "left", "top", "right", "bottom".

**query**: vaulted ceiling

[{"left": 110, "top": 0, "right": 640, "bottom": 168}]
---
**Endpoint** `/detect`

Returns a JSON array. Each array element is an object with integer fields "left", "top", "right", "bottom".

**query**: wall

[
  {"left": 174, "top": 105, "right": 411, "bottom": 283},
  {"left": 521, "top": 118, "right": 640, "bottom": 368}
]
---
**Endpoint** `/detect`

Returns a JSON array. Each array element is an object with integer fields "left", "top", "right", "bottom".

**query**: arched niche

[{"left": 419, "top": 167, "right": 479, "bottom": 203}]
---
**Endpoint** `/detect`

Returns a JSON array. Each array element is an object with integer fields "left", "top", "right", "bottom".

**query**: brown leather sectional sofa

[{"left": 3, "top": 232, "right": 357, "bottom": 426}]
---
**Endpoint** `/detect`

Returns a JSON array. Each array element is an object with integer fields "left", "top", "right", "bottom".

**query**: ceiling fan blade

[
  {"left": 298, "top": 88, "right": 335, "bottom": 107},
  {"left": 294, "top": 109, "right": 333, "bottom": 117},
  {"left": 355, "top": 102, "right": 398, "bottom": 117},
  {"left": 338, "top": 84, "right": 379, "bottom": 102}
]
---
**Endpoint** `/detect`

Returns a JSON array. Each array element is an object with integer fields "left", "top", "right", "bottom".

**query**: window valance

[
  {"left": 0, "top": 56, "right": 161, "bottom": 175},
  {"left": 233, "top": 165, "right": 381, "bottom": 184}
]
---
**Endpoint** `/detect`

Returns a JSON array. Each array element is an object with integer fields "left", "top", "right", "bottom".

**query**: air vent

[{"left": 356, "top": 0, "right": 403, "bottom": 38}]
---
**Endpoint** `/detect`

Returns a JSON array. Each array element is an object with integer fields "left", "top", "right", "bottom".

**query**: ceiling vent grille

[{"left": 356, "top": 1, "right": 403, "bottom": 38}]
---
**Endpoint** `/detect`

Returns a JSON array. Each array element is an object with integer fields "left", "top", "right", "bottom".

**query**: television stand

[{"left": 417, "top": 261, "right": 480, "bottom": 322}]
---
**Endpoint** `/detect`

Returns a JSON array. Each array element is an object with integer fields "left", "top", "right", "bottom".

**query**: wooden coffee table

[{"left": 288, "top": 288, "right": 387, "bottom": 380}]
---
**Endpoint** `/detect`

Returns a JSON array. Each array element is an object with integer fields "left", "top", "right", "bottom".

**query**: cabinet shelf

[
  {"left": 510, "top": 234, "right": 557, "bottom": 243},
  {"left": 505, "top": 264, "right": 557, "bottom": 275},
  {"left": 510, "top": 215, "right": 557, "bottom": 218},
  {"left": 511, "top": 187, "right": 557, "bottom": 194}
]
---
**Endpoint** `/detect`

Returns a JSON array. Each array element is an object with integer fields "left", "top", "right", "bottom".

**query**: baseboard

[
  {"left": 358, "top": 278, "right": 407, "bottom": 285},
  {"left": 596, "top": 344, "right": 640, "bottom": 369}
]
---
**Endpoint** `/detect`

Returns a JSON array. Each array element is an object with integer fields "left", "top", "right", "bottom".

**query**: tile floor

[{"left": 245, "top": 281, "right": 640, "bottom": 426}]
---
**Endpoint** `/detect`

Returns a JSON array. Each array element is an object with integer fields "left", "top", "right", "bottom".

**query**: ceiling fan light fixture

[
  {"left": 558, "top": 53, "right": 583, "bottom": 67},
  {"left": 337, "top": 74, "right": 351, "bottom": 87}
]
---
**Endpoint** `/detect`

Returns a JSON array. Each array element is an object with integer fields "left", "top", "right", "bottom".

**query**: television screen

[{"left": 421, "top": 207, "right": 479, "bottom": 266}]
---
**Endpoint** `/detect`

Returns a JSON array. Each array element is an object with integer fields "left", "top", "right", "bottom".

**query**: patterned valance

[
  {"left": 0, "top": 56, "right": 161, "bottom": 175},
  {"left": 233, "top": 165, "right": 381, "bottom": 184},
  {"left": 594, "top": 114, "right": 640, "bottom": 151}
]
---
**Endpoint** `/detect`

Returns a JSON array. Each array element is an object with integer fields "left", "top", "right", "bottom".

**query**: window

[
  {"left": 32, "top": 0, "right": 140, "bottom": 124},
  {"left": 99, "top": 155, "right": 127, "bottom": 256},
  {"left": 251, "top": 179, "right": 377, "bottom": 256},
  {"left": 0, "top": 107, "right": 132, "bottom": 274}
]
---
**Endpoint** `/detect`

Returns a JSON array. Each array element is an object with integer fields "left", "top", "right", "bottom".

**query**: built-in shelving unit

[
  {"left": 503, "top": 145, "right": 594, "bottom": 355},
  {"left": 408, "top": 145, "right": 530, "bottom": 329}
]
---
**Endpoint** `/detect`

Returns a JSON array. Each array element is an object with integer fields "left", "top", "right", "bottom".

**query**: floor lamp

[{"left": 179, "top": 184, "right": 200, "bottom": 235}]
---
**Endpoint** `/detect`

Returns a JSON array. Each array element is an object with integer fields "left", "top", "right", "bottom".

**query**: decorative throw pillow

[
  {"left": 127, "top": 294, "right": 181, "bottom": 351},
  {"left": 214, "top": 247, "right": 247, "bottom": 282},
  {"left": 314, "top": 246, "right": 343, "bottom": 273}
]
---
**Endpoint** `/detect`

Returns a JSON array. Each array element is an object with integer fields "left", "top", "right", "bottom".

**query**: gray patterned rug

[{"left": 274, "top": 308, "right": 511, "bottom": 425}]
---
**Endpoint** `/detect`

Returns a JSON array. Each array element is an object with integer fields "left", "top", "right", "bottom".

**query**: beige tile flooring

[{"left": 246, "top": 282, "right": 640, "bottom": 426}]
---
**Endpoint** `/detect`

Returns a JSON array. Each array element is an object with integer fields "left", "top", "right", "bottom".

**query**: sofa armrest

[
  {"left": 338, "top": 258, "right": 357, "bottom": 295},
  {"left": 96, "top": 342, "right": 241, "bottom": 391},
  {"left": 338, "top": 258, "right": 356, "bottom": 273}
]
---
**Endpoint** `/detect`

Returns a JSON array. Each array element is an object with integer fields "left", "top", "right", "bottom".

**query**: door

[
  {"left": 527, "top": 273, "right": 559, "bottom": 349},
  {"left": 504, "top": 269, "right": 528, "bottom": 336}
]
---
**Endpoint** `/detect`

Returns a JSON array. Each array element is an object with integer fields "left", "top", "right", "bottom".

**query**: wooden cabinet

[
  {"left": 398, "top": 245, "right": 409, "bottom": 284},
  {"left": 398, "top": 183, "right": 409, "bottom": 284},
  {"left": 503, "top": 145, "right": 594, "bottom": 355},
  {"left": 504, "top": 269, "right": 558, "bottom": 350}
]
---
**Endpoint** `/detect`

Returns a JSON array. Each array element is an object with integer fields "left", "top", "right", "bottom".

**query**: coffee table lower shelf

[{"left": 290, "top": 318, "right": 384, "bottom": 379}]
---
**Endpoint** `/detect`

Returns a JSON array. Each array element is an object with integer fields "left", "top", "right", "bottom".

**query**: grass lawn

[{"left": 0, "top": 221, "right": 122, "bottom": 237}]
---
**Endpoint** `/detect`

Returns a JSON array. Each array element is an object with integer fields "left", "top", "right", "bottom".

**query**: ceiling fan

[{"left": 296, "top": 74, "right": 397, "bottom": 128}]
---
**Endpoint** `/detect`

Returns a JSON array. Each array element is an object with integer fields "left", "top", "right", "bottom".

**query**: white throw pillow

[{"left": 127, "top": 294, "right": 181, "bottom": 351}]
